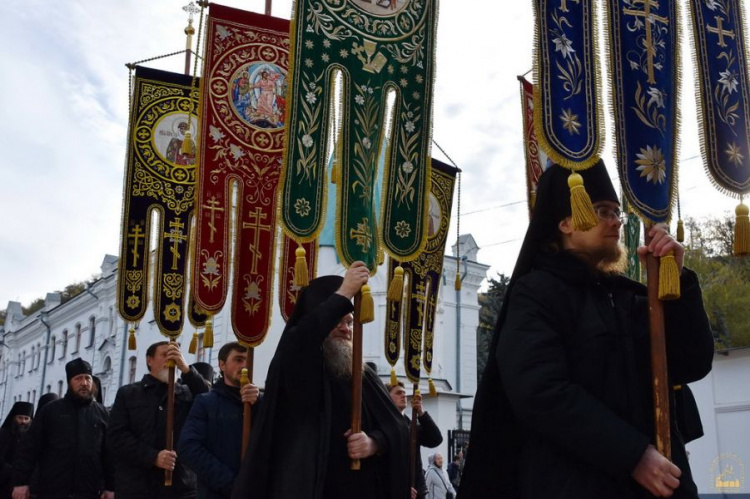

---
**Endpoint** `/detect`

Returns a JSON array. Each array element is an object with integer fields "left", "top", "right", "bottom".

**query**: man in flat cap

[
  {"left": 12, "top": 358, "right": 114, "bottom": 499},
  {"left": 0, "top": 401, "right": 34, "bottom": 496},
  {"left": 460, "top": 161, "right": 714, "bottom": 498},
  {"left": 232, "top": 262, "right": 409, "bottom": 499}
]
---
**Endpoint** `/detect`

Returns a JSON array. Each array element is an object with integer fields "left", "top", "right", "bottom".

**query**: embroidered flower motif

[
  {"left": 306, "top": 91, "right": 317, "bottom": 104},
  {"left": 305, "top": 40, "right": 314, "bottom": 49},
  {"left": 400, "top": 78, "right": 408, "bottom": 88},
  {"left": 340, "top": 49, "right": 349, "bottom": 58},
  {"left": 202, "top": 257, "right": 220, "bottom": 276},
  {"left": 400, "top": 65, "right": 408, "bottom": 74},
  {"left": 321, "top": 53, "right": 330, "bottom": 63},
  {"left": 362, "top": 137, "right": 372, "bottom": 149},
  {"left": 209, "top": 125, "right": 225, "bottom": 143},
  {"left": 230, "top": 144, "right": 245, "bottom": 160},
  {"left": 126, "top": 295, "right": 140, "bottom": 309},
  {"left": 302, "top": 134, "right": 314, "bottom": 148},
  {"left": 404, "top": 121, "right": 415, "bottom": 133},
  {"left": 244, "top": 280, "right": 261, "bottom": 301},
  {"left": 163, "top": 303, "right": 181, "bottom": 323},
  {"left": 402, "top": 161, "right": 414, "bottom": 174},
  {"left": 395, "top": 220, "right": 411, "bottom": 238},
  {"left": 635, "top": 146, "right": 666, "bottom": 184},
  {"left": 387, "top": 64, "right": 395, "bottom": 74},
  {"left": 304, "top": 58, "right": 313, "bottom": 68},
  {"left": 415, "top": 74, "right": 424, "bottom": 84},
  {"left": 355, "top": 94, "right": 365, "bottom": 105},
  {"left": 726, "top": 142, "right": 745, "bottom": 166},
  {"left": 718, "top": 69, "right": 739, "bottom": 94},
  {"left": 294, "top": 198, "right": 311, "bottom": 217},
  {"left": 360, "top": 85, "right": 370, "bottom": 94},
  {"left": 552, "top": 33, "right": 575, "bottom": 59},
  {"left": 323, "top": 39, "right": 331, "bottom": 48},
  {"left": 560, "top": 108, "right": 582, "bottom": 135},
  {"left": 647, "top": 87, "right": 666, "bottom": 108},
  {"left": 412, "top": 91, "right": 420, "bottom": 100},
  {"left": 175, "top": 186, "right": 184, "bottom": 194},
  {"left": 705, "top": 0, "right": 718, "bottom": 10}
]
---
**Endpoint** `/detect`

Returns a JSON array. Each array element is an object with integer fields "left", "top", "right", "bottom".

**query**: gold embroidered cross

[
  {"left": 202, "top": 195, "right": 225, "bottom": 244},
  {"left": 349, "top": 218, "right": 373, "bottom": 253},
  {"left": 242, "top": 208, "right": 272, "bottom": 274},
  {"left": 559, "top": 0, "right": 581, "bottom": 13},
  {"left": 624, "top": 0, "right": 669, "bottom": 84},
  {"left": 163, "top": 219, "right": 187, "bottom": 271},
  {"left": 414, "top": 281, "right": 427, "bottom": 328},
  {"left": 127, "top": 225, "right": 146, "bottom": 267},
  {"left": 706, "top": 15, "right": 735, "bottom": 48}
]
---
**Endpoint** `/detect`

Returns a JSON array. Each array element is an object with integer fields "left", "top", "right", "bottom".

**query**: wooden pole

[
  {"left": 241, "top": 347, "right": 255, "bottom": 457},
  {"left": 265, "top": 0, "right": 272, "bottom": 16},
  {"left": 644, "top": 229, "right": 671, "bottom": 460},
  {"left": 165, "top": 339, "right": 177, "bottom": 486},
  {"left": 350, "top": 292, "right": 363, "bottom": 470},
  {"left": 408, "top": 384, "right": 419, "bottom": 492}
]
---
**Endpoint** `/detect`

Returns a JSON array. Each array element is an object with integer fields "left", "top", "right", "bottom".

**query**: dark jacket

[
  {"left": 178, "top": 378, "right": 257, "bottom": 498},
  {"left": 107, "top": 367, "right": 208, "bottom": 498},
  {"left": 403, "top": 411, "right": 443, "bottom": 498},
  {"left": 0, "top": 426, "right": 27, "bottom": 496},
  {"left": 232, "top": 292, "right": 410, "bottom": 499},
  {"left": 13, "top": 393, "right": 114, "bottom": 498},
  {"left": 460, "top": 253, "right": 714, "bottom": 498}
]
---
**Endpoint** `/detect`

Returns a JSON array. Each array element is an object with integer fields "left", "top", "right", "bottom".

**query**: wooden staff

[
  {"left": 350, "top": 291, "right": 363, "bottom": 470},
  {"left": 644, "top": 229, "right": 671, "bottom": 460},
  {"left": 408, "top": 384, "right": 419, "bottom": 492},
  {"left": 241, "top": 347, "right": 255, "bottom": 457},
  {"left": 265, "top": 0, "right": 272, "bottom": 16},
  {"left": 165, "top": 338, "right": 177, "bottom": 486}
]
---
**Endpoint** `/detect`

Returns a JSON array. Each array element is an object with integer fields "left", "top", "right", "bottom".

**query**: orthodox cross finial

[{"left": 183, "top": 2, "right": 200, "bottom": 24}]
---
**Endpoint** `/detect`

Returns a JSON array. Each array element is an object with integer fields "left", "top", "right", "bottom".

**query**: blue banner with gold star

[
  {"left": 690, "top": 0, "right": 750, "bottom": 197},
  {"left": 534, "top": 0, "right": 603, "bottom": 169},
  {"left": 605, "top": 0, "right": 680, "bottom": 223}
]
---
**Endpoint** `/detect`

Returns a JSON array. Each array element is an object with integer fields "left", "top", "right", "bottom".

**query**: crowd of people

[{"left": 0, "top": 161, "right": 714, "bottom": 498}]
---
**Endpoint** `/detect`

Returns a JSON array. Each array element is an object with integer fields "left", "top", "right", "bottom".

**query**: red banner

[
  {"left": 278, "top": 235, "right": 318, "bottom": 322},
  {"left": 519, "top": 75, "right": 548, "bottom": 217}
]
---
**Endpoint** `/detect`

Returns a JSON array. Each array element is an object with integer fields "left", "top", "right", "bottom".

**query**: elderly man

[
  {"left": 12, "top": 358, "right": 114, "bottom": 499},
  {"left": 232, "top": 262, "right": 409, "bottom": 499},
  {"left": 0, "top": 402, "right": 34, "bottom": 496},
  {"left": 460, "top": 161, "right": 714, "bottom": 498},
  {"left": 108, "top": 341, "right": 208, "bottom": 498}
]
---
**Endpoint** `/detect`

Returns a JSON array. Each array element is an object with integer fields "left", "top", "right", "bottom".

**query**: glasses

[{"left": 594, "top": 206, "right": 628, "bottom": 224}]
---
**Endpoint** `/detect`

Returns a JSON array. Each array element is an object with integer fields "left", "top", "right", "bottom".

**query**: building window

[
  {"left": 57, "top": 380, "right": 64, "bottom": 397},
  {"left": 32, "top": 390, "right": 36, "bottom": 406},
  {"left": 60, "top": 330, "right": 68, "bottom": 359},
  {"left": 49, "top": 336, "right": 56, "bottom": 362},
  {"left": 29, "top": 347, "right": 35, "bottom": 372},
  {"left": 46, "top": 384, "right": 51, "bottom": 393},
  {"left": 128, "top": 356, "right": 137, "bottom": 384},
  {"left": 26, "top": 391, "right": 30, "bottom": 402},
  {"left": 73, "top": 323, "right": 82, "bottom": 353},
  {"left": 35, "top": 344, "right": 41, "bottom": 370},
  {"left": 21, "top": 352, "right": 26, "bottom": 375},
  {"left": 16, "top": 354, "right": 21, "bottom": 377},
  {"left": 88, "top": 316, "right": 96, "bottom": 347}
]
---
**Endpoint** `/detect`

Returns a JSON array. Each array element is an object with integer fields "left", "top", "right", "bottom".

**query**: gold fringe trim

[
  {"left": 735, "top": 202, "right": 750, "bottom": 256},
  {"left": 128, "top": 325, "right": 137, "bottom": 351},
  {"left": 387, "top": 265, "right": 404, "bottom": 301},
  {"left": 428, "top": 378, "right": 437, "bottom": 397},
  {"left": 676, "top": 219, "right": 685, "bottom": 243},
  {"left": 188, "top": 331, "right": 198, "bottom": 354},
  {"left": 390, "top": 368, "right": 398, "bottom": 388},
  {"left": 568, "top": 172, "right": 598, "bottom": 231},
  {"left": 359, "top": 284, "right": 375, "bottom": 324},
  {"left": 658, "top": 251, "right": 681, "bottom": 300},
  {"left": 294, "top": 245, "right": 310, "bottom": 287},
  {"left": 203, "top": 314, "right": 214, "bottom": 348}
]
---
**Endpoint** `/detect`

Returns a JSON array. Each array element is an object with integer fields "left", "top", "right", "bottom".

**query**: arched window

[
  {"left": 73, "top": 323, "right": 82, "bottom": 353},
  {"left": 88, "top": 316, "right": 96, "bottom": 347},
  {"left": 35, "top": 343, "right": 41, "bottom": 369},
  {"left": 57, "top": 380, "right": 64, "bottom": 397},
  {"left": 26, "top": 391, "right": 30, "bottom": 402},
  {"left": 21, "top": 351, "right": 26, "bottom": 375},
  {"left": 102, "top": 356, "right": 112, "bottom": 372},
  {"left": 30, "top": 347, "right": 35, "bottom": 372},
  {"left": 61, "top": 330, "right": 68, "bottom": 358},
  {"left": 49, "top": 335, "right": 56, "bottom": 362},
  {"left": 16, "top": 354, "right": 21, "bottom": 376},
  {"left": 128, "top": 356, "right": 138, "bottom": 384}
]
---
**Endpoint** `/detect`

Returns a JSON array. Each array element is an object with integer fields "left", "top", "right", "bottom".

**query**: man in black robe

[
  {"left": 459, "top": 161, "right": 714, "bottom": 498},
  {"left": 232, "top": 262, "right": 409, "bottom": 499},
  {"left": 0, "top": 402, "right": 33, "bottom": 496}
]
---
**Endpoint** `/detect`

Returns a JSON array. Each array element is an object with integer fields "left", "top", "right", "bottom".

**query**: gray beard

[{"left": 323, "top": 336, "right": 353, "bottom": 380}]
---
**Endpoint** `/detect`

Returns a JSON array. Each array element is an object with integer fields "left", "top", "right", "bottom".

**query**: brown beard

[
  {"left": 323, "top": 336, "right": 353, "bottom": 380},
  {"left": 595, "top": 242, "right": 628, "bottom": 275}
]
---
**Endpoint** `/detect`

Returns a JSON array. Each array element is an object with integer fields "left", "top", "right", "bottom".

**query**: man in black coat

[
  {"left": 0, "top": 401, "right": 34, "bottom": 496},
  {"left": 107, "top": 341, "right": 208, "bottom": 498},
  {"left": 460, "top": 161, "right": 714, "bottom": 499},
  {"left": 387, "top": 381, "right": 443, "bottom": 498},
  {"left": 232, "top": 263, "right": 410, "bottom": 499},
  {"left": 12, "top": 358, "right": 114, "bottom": 499},
  {"left": 177, "top": 342, "right": 260, "bottom": 498}
]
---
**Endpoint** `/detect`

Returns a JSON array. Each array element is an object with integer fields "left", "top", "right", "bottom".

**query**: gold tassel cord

[
  {"left": 676, "top": 219, "right": 685, "bottom": 243},
  {"left": 203, "top": 314, "right": 214, "bottom": 348},
  {"left": 390, "top": 368, "right": 398, "bottom": 388},
  {"left": 128, "top": 325, "right": 137, "bottom": 351},
  {"left": 428, "top": 378, "right": 437, "bottom": 397},
  {"left": 181, "top": 131, "right": 196, "bottom": 156},
  {"left": 734, "top": 201, "right": 749, "bottom": 256},
  {"left": 188, "top": 331, "right": 198, "bottom": 354},
  {"left": 658, "top": 251, "right": 681, "bottom": 301},
  {"left": 387, "top": 265, "right": 404, "bottom": 301},
  {"left": 454, "top": 268, "right": 462, "bottom": 291},
  {"left": 359, "top": 284, "right": 375, "bottom": 324},
  {"left": 294, "top": 245, "right": 310, "bottom": 287},
  {"left": 567, "top": 172, "right": 598, "bottom": 231}
]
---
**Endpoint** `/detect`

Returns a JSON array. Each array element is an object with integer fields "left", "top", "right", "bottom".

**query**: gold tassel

[
  {"left": 181, "top": 131, "right": 196, "bottom": 156},
  {"left": 240, "top": 368, "right": 249, "bottom": 387},
  {"left": 658, "top": 251, "right": 681, "bottom": 301},
  {"left": 734, "top": 202, "right": 750, "bottom": 256},
  {"left": 390, "top": 368, "right": 398, "bottom": 388},
  {"left": 188, "top": 332, "right": 198, "bottom": 354},
  {"left": 428, "top": 378, "right": 437, "bottom": 397},
  {"left": 294, "top": 245, "right": 310, "bottom": 287},
  {"left": 386, "top": 265, "right": 404, "bottom": 302},
  {"left": 567, "top": 172, "right": 598, "bottom": 231},
  {"left": 203, "top": 314, "right": 214, "bottom": 348},
  {"left": 128, "top": 326, "right": 137, "bottom": 350},
  {"left": 676, "top": 219, "right": 685, "bottom": 243},
  {"left": 454, "top": 269, "right": 462, "bottom": 291},
  {"left": 359, "top": 284, "right": 375, "bottom": 323}
]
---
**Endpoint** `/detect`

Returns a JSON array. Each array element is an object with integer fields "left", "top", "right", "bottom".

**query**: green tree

[{"left": 476, "top": 273, "right": 510, "bottom": 383}]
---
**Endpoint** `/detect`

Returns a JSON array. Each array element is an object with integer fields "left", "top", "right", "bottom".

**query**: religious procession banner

[
  {"left": 383, "top": 159, "right": 457, "bottom": 388},
  {"left": 623, "top": 195, "right": 642, "bottom": 281},
  {"left": 519, "top": 75, "right": 550, "bottom": 216},
  {"left": 278, "top": 0, "right": 439, "bottom": 271},
  {"left": 689, "top": 0, "right": 750, "bottom": 254},
  {"left": 193, "top": 5, "right": 290, "bottom": 345},
  {"left": 278, "top": 235, "right": 317, "bottom": 322},
  {"left": 533, "top": 0, "right": 603, "bottom": 169},
  {"left": 605, "top": 0, "right": 680, "bottom": 224},
  {"left": 117, "top": 66, "right": 200, "bottom": 339}
]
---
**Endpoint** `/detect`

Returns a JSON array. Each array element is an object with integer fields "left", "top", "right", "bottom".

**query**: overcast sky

[{"left": 0, "top": 0, "right": 738, "bottom": 309}]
